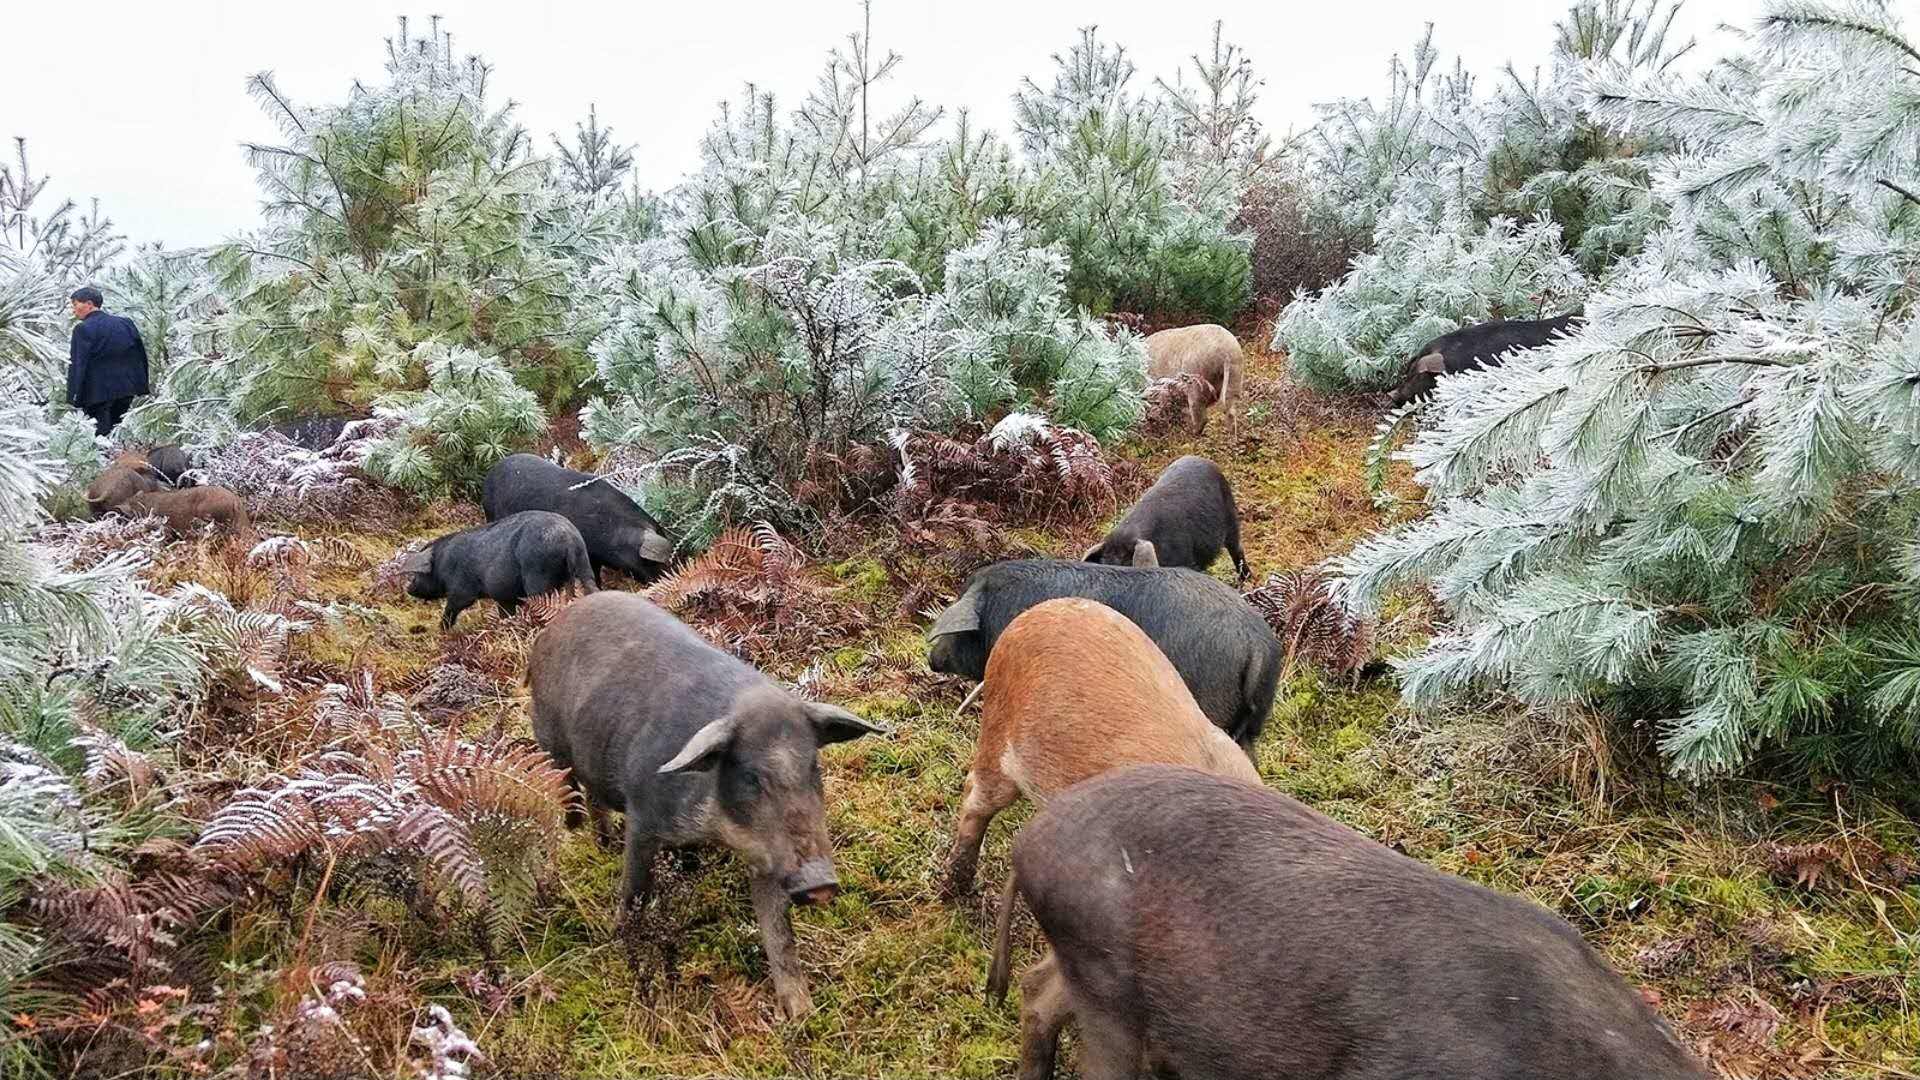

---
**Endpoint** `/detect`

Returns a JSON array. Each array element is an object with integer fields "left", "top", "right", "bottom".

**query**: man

[{"left": 66, "top": 285, "right": 150, "bottom": 437}]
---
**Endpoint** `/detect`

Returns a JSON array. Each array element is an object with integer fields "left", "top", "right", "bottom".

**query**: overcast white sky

[{"left": 3, "top": 1, "right": 1750, "bottom": 251}]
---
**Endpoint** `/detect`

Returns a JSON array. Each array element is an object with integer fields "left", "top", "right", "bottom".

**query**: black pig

[
  {"left": 1385, "top": 312, "right": 1583, "bottom": 407},
  {"left": 927, "top": 560, "right": 1280, "bottom": 749},
  {"left": 403, "top": 510, "right": 597, "bottom": 629},
  {"left": 1083, "top": 455, "right": 1248, "bottom": 580},
  {"left": 144, "top": 445, "right": 192, "bottom": 484},
  {"left": 483, "top": 453, "right": 675, "bottom": 585},
  {"left": 263, "top": 415, "right": 353, "bottom": 450},
  {"left": 528, "top": 592, "right": 885, "bottom": 1020},
  {"left": 1007, "top": 764, "right": 1711, "bottom": 1080}
]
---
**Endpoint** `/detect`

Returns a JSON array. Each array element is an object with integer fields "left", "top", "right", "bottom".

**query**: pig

[
  {"left": 483, "top": 453, "right": 676, "bottom": 585},
  {"left": 262, "top": 415, "right": 353, "bottom": 451},
  {"left": 401, "top": 510, "right": 598, "bottom": 630},
  {"left": 1082, "top": 455, "right": 1248, "bottom": 581},
  {"left": 1384, "top": 312, "right": 1583, "bottom": 408},
  {"left": 943, "top": 597, "right": 1262, "bottom": 1003},
  {"left": 927, "top": 560, "right": 1280, "bottom": 749},
  {"left": 1007, "top": 764, "right": 1711, "bottom": 1080},
  {"left": 947, "top": 597, "right": 1256, "bottom": 902},
  {"left": 84, "top": 456, "right": 167, "bottom": 517},
  {"left": 144, "top": 445, "right": 193, "bottom": 485},
  {"left": 527, "top": 592, "right": 886, "bottom": 1020},
  {"left": 119, "top": 487, "right": 255, "bottom": 542},
  {"left": 1145, "top": 323, "right": 1243, "bottom": 436}
]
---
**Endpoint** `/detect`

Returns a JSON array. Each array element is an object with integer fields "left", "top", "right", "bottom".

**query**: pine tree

[
  {"left": 1335, "top": 1, "right": 1920, "bottom": 780},
  {"left": 1279, "top": 2, "right": 1694, "bottom": 395},
  {"left": 219, "top": 16, "right": 606, "bottom": 415},
  {"left": 1014, "top": 26, "right": 1251, "bottom": 319},
  {"left": 551, "top": 104, "right": 634, "bottom": 198},
  {"left": 578, "top": 14, "right": 1153, "bottom": 538}
]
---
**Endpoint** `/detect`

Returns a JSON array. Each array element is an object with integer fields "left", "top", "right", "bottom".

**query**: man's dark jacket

[{"left": 67, "top": 309, "right": 151, "bottom": 407}]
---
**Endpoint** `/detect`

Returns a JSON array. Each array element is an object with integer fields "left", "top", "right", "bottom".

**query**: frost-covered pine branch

[{"left": 1335, "top": 1, "right": 1920, "bottom": 779}]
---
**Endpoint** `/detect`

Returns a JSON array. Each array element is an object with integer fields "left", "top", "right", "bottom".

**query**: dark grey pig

[
  {"left": 1385, "top": 312, "right": 1583, "bottom": 407},
  {"left": 482, "top": 453, "right": 675, "bottom": 585},
  {"left": 144, "top": 445, "right": 193, "bottom": 485},
  {"left": 528, "top": 592, "right": 885, "bottom": 1020},
  {"left": 927, "top": 560, "right": 1280, "bottom": 749},
  {"left": 262, "top": 415, "right": 353, "bottom": 450},
  {"left": 1007, "top": 764, "right": 1711, "bottom": 1080},
  {"left": 1083, "top": 455, "right": 1248, "bottom": 580},
  {"left": 402, "top": 510, "right": 598, "bottom": 629}
]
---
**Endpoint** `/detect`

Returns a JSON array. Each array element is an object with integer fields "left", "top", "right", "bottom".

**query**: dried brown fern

[
  {"left": 1140, "top": 372, "right": 1217, "bottom": 435},
  {"left": 646, "top": 523, "right": 864, "bottom": 667},
  {"left": 193, "top": 684, "right": 571, "bottom": 928},
  {"left": 1244, "top": 568, "right": 1376, "bottom": 682},
  {"left": 465, "top": 587, "right": 588, "bottom": 686},
  {"left": 201, "top": 426, "right": 413, "bottom": 528},
  {"left": 402, "top": 731, "right": 570, "bottom": 836},
  {"left": 71, "top": 722, "right": 161, "bottom": 803},
  {"left": 30, "top": 863, "right": 241, "bottom": 997},
  {"left": 35, "top": 514, "right": 174, "bottom": 571},
  {"left": 169, "top": 582, "right": 306, "bottom": 696},
  {"left": 889, "top": 418, "right": 1140, "bottom": 531}
]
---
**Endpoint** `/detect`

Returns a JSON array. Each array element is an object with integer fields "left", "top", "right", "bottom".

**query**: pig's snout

[
  {"left": 926, "top": 639, "right": 955, "bottom": 674},
  {"left": 784, "top": 858, "right": 839, "bottom": 905}
]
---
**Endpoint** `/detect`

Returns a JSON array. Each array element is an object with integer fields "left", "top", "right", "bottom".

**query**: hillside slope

[{"left": 75, "top": 337, "right": 1917, "bottom": 1079}]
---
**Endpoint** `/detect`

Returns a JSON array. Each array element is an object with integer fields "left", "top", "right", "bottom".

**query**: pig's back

[{"left": 530, "top": 592, "right": 762, "bottom": 792}]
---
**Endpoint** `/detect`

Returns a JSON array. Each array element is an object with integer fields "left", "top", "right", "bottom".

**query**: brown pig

[
  {"left": 84, "top": 454, "right": 167, "bottom": 517},
  {"left": 937, "top": 597, "right": 1261, "bottom": 998},
  {"left": 1145, "top": 323, "right": 1244, "bottom": 436},
  {"left": 1007, "top": 765, "right": 1711, "bottom": 1080},
  {"left": 120, "top": 487, "right": 255, "bottom": 543}
]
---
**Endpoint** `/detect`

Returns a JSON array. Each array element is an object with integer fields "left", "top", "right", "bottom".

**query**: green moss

[{"left": 827, "top": 556, "right": 891, "bottom": 602}]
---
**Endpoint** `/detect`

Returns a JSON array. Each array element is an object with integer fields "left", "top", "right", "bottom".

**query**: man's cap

[{"left": 69, "top": 286, "right": 104, "bottom": 306}]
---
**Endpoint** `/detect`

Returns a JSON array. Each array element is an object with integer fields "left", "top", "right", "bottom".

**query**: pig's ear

[
  {"left": 1130, "top": 539, "right": 1158, "bottom": 567},
  {"left": 400, "top": 548, "right": 434, "bottom": 574},
  {"left": 1413, "top": 352, "right": 1446, "bottom": 375},
  {"left": 805, "top": 703, "right": 887, "bottom": 745},
  {"left": 930, "top": 589, "right": 980, "bottom": 637},
  {"left": 638, "top": 529, "right": 674, "bottom": 563},
  {"left": 658, "top": 716, "right": 737, "bottom": 774},
  {"left": 1080, "top": 541, "right": 1104, "bottom": 563}
]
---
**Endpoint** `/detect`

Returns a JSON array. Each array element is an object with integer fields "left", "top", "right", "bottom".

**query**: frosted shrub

[
  {"left": 1042, "top": 316, "right": 1147, "bottom": 437},
  {"left": 218, "top": 17, "right": 604, "bottom": 414},
  {"left": 361, "top": 344, "right": 547, "bottom": 497},
  {"left": 1283, "top": 3, "right": 1694, "bottom": 395},
  {"left": 929, "top": 220, "right": 1146, "bottom": 435},
  {"left": 1277, "top": 204, "right": 1587, "bottom": 394},
  {"left": 582, "top": 221, "right": 935, "bottom": 535},
  {"left": 1016, "top": 27, "right": 1251, "bottom": 321},
  {"left": 933, "top": 224, "right": 1073, "bottom": 414},
  {"left": 1335, "top": 1, "right": 1920, "bottom": 780}
]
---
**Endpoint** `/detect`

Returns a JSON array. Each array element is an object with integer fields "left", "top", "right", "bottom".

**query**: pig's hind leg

[
  {"left": 1016, "top": 952, "right": 1072, "bottom": 1080},
  {"left": 940, "top": 766, "right": 1021, "bottom": 900}
]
